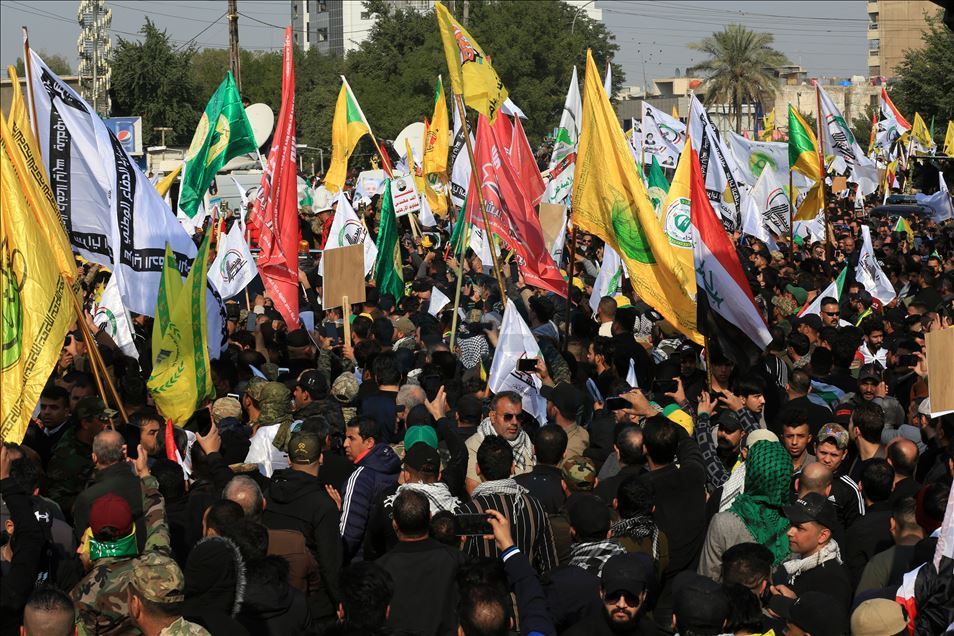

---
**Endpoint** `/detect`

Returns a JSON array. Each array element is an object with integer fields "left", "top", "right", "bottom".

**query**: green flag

[
  {"left": 179, "top": 73, "right": 257, "bottom": 219},
  {"left": 647, "top": 156, "right": 670, "bottom": 216},
  {"left": 448, "top": 197, "right": 469, "bottom": 255},
  {"left": 147, "top": 234, "right": 215, "bottom": 425},
  {"left": 375, "top": 182, "right": 405, "bottom": 301}
]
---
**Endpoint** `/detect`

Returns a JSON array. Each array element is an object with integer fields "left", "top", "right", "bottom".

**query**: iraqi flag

[{"left": 689, "top": 147, "right": 771, "bottom": 368}]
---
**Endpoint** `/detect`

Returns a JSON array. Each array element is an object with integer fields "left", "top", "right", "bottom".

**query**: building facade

[{"left": 867, "top": 0, "right": 939, "bottom": 79}]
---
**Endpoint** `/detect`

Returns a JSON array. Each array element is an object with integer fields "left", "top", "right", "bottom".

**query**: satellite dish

[
  {"left": 394, "top": 122, "right": 426, "bottom": 162},
  {"left": 245, "top": 103, "right": 275, "bottom": 149}
]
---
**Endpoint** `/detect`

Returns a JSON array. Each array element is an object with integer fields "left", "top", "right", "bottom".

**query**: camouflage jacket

[
  {"left": 46, "top": 428, "right": 94, "bottom": 516},
  {"left": 71, "top": 475, "right": 171, "bottom": 636},
  {"left": 158, "top": 617, "right": 211, "bottom": 635}
]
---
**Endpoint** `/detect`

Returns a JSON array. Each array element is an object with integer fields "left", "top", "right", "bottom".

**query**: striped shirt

[{"left": 459, "top": 491, "right": 557, "bottom": 575}]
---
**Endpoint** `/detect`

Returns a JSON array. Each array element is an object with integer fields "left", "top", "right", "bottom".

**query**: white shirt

[
  {"left": 244, "top": 425, "right": 289, "bottom": 477},
  {"left": 859, "top": 342, "right": 888, "bottom": 366}
]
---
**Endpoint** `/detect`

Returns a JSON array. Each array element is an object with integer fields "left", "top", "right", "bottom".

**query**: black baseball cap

[
  {"left": 297, "top": 369, "right": 328, "bottom": 397},
  {"left": 403, "top": 442, "right": 440, "bottom": 474},
  {"left": 286, "top": 329, "right": 312, "bottom": 348},
  {"left": 566, "top": 494, "right": 611, "bottom": 538},
  {"left": 672, "top": 572, "right": 730, "bottom": 632},
  {"left": 768, "top": 591, "right": 849, "bottom": 636},
  {"left": 783, "top": 492, "right": 839, "bottom": 530},
  {"left": 858, "top": 362, "right": 884, "bottom": 383},
  {"left": 540, "top": 382, "right": 583, "bottom": 421},
  {"left": 601, "top": 553, "right": 653, "bottom": 597}
]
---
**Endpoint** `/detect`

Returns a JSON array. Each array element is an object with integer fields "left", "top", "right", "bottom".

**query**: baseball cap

[
  {"left": 297, "top": 369, "right": 328, "bottom": 397},
  {"left": 211, "top": 397, "right": 242, "bottom": 423},
  {"left": 817, "top": 423, "right": 850, "bottom": 450},
  {"left": 566, "top": 494, "right": 611, "bottom": 538},
  {"left": 287, "top": 431, "right": 321, "bottom": 464},
  {"left": 769, "top": 591, "right": 849, "bottom": 636},
  {"left": 540, "top": 382, "right": 584, "bottom": 421},
  {"left": 392, "top": 316, "right": 415, "bottom": 336},
  {"left": 783, "top": 492, "right": 839, "bottom": 530},
  {"left": 672, "top": 572, "right": 730, "bottom": 633},
  {"left": 785, "top": 285, "right": 809, "bottom": 305},
  {"left": 403, "top": 442, "right": 441, "bottom": 474},
  {"left": 130, "top": 553, "right": 186, "bottom": 604},
  {"left": 331, "top": 372, "right": 360, "bottom": 403},
  {"left": 715, "top": 409, "right": 742, "bottom": 433},
  {"left": 403, "top": 424, "right": 438, "bottom": 450},
  {"left": 286, "top": 328, "right": 312, "bottom": 348},
  {"left": 601, "top": 553, "right": 653, "bottom": 597},
  {"left": 850, "top": 599, "right": 907, "bottom": 636},
  {"left": 89, "top": 493, "right": 133, "bottom": 538},
  {"left": 561, "top": 456, "right": 597, "bottom": 492},
  {"left": 74, "top": 396, "right": 118, "bottom": 421},
  {"left": 744, "top": 429, "right": 779, "bottom": 448},
  {"left": 858, "top": 362, "right": 884, "bottom": 383}
]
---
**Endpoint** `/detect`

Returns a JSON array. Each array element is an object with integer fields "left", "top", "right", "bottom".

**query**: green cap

[
  {"left": 73, "top": 396, "right": 117, "bottom": 421},
  {"left": 129, "top": 553, "right": 186, "bottom": 604},
  {"left": 561, "top": 455, "right": 597, "bottom": 492},
  {"left": 785, "top": 285, "right": 809, "bottom": 306},
  {"left": 403, "top": 425, "right": 438, "bottom": 450},
  {"left": 288, "top": 431, "right": 322, "bottom": 464}
]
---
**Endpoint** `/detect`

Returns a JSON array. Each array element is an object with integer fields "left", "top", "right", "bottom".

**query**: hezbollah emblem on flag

[
  {"left": 748, "top": 151, "right": 777, "bottom": 179},
  {"left": 186, "top": 112, "right": 232, "bottom": 167},
  {"left": 1, "top": 240, "right": 25, "bottom": 370},
  {"left": 609, "top": 190, "right": 655, "bottom": 265}
]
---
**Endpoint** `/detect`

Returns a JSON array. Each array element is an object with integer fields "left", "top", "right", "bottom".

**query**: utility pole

[
  {"left": 462, "top": 0, "right": 469, "bottom": 27},
  {"left": 228, "top": 0, "right": 241, "bottom": 91}
]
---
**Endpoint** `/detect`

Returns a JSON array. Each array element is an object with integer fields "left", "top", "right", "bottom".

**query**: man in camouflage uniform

[
  {"left": 71, "top": 454, "right": 170, "bottom": 635},
  {"left": 46, "top": 396, "right": 116, "bottom": 518},
  {"left": 243, "top": 381, "right": 295, "bottom": 477},
  {"left": 127, "top": 553, "right": 210, "bottom": 635}
]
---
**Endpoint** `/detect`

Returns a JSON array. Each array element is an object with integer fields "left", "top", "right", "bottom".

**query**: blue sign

[{"left": 104, "top": 117, "right": 143, "bottom": 155}]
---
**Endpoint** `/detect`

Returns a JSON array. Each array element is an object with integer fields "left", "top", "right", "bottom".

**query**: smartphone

[
  {"left": 455, "top": 513, "right": 493, "bottom": 537},
  {"left": 516, "top": 358, "right": 537, "bottom": 372},
  {"left": 652, "top": 379, "right": 678, "bottom": 395},
  {"left": 897, "top": 354, "right": 918, "bottom": 368},
  {"left": 604, "top": 396, "right": 630, "bottom": 411}
]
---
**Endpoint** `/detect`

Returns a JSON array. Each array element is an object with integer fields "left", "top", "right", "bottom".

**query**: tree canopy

[{"left": 15, "top": 51, "right": 71, "bottom": 76}]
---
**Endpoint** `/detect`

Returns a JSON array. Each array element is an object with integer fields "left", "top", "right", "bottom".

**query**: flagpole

[
  {"left": 813, "top": 83, "right": 831, "bottom": 261},
  {"left": 788, "top": 168, "right": 794, "bottom": 255},
  {"left": 451, "top": 94, "right": 508, "bottom": 304},
  {"left": 563, "top": 222, "right": 577, "bottom": 352},
  {"left": 448, "top": 217, "right": 471, "bottom": 351},
  {"left": 21, "top": 28, "right": 42, "bottom": 156}
]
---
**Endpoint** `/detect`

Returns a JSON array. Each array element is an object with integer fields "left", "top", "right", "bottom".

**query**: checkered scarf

[
  {"left": 728, "top": 440, "right": 793, "bottom": 567},
  {"left": 567, "top": 540, "right": 627, "bottom": 575}
]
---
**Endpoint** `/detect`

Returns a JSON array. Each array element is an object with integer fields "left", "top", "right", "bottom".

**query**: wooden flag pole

[
  {"left": 342, "top": 296, "right": 352, "bottom": 349},
  {"left": 813, "top": 83, "right": 831, "bottom": 261},
  {"left": 452, "top": 94, "right": 508, "bottom": 304},
  {"left": 562, "top": 223, "right": 577, "bottom": 352},
  {"left": 448, "top": 217, "right": 472, "bottom": 351},
  {"left": 788, "top": 168, "right": 794, "bottom": 255}
]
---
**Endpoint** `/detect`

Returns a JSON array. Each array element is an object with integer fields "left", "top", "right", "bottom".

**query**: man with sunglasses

[
  {"left": 564, "top": 553, "right": 657, "bottom": 635},
  {"left": 464, "top": 391, "right": 534, "bottom": 495},
  {"left": 819, "top": 297, "right": 842, "bottom": 328}
]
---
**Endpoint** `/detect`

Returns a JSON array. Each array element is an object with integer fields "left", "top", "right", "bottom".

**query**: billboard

[{"left": 104, "top": 117, "right": 143, "bottom": 156}]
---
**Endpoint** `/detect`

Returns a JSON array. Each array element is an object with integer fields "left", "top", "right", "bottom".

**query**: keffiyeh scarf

[
  {"left": 567, "top": 540, "right": 627, "bottom": 575},
  {"left": 477, "top": 417, "right": 534, "bottom": 473},
  {"left": 782, "top": 539, "right": 842, "bottom": 580}
]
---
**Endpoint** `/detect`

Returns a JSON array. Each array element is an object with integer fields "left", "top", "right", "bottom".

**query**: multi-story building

[{"left": 866, "top": 0, "right": 940, "bottom": 80}]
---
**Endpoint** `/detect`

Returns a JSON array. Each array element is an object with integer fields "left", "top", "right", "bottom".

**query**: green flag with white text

[{"left": 179, "top": 73, "right": 257, "bottom": 219}]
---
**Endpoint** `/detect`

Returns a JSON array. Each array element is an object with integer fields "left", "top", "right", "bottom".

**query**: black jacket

[
  {"left": 0, "top": 478, "right": 44, "bottom": 633},
  {"left": 237, "top": 556, "right": 312, "bottom": 636},
  {"left": 376, "top": 538, "right": 463, "bottom": 636},
  {"left": 71, "top": 462, "right": 144, "bottom": 545},
  {"left": 844, "top": 500, "right": 894, "bottom": 587},
  {"left": 775, "top": 558, "right": 853, "bottom": 612},
  {"left": 595, "top": 464, "right": 646, "bottom": 505},
  {"left": 515, "top": 464, "right": 566, "bottom": 514},
  {"left": 264, "top": 467, "right": 343, "bottom": 619}
]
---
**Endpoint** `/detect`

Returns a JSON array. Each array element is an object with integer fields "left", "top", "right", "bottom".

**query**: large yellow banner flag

[
  {"left": 661, "top": 145, "right": 699, "bottom": 298},
  {"left": 147, "top": 235, "right": 215, "bottom": 425},
  {"left": 572, "top": 50, "right": 701, "bottom": 344},
  {"left": 1, "top": 116, "right": 75, "bottom": 443},
  {"left": 325, "top": 77, "right": 372, "bottom": 193},
  {"left": 434, "top": 1, "right": 508, "bottom": 124}
]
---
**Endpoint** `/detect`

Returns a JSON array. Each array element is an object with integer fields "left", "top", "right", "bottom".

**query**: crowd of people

[{"left": 2, "top": 175, "right": 953, "bottom": 636}]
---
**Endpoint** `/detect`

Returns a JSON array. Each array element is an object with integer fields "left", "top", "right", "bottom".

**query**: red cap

[{"left": 89, "top": 493, "right": 133, "bottom": 538}]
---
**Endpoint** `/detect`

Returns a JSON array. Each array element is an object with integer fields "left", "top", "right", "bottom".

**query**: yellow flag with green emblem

[
  {"left": 148, "top": 235, "right": 215, "bottom": 425},
  {"left": 660, "top": 145, "right": 699, "bottom": 298},
  {"left": 572, "top": 50, "right": 700, "bottom": 344},
  {"left": 325, "top": 77, "right": 372, "bottom": 193},
  {"left": 1, "top": 114, "right": 74, "bottom": 443}
]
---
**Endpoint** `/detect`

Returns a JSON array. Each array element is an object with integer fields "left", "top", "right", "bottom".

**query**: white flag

[
  {"left": 418, "top": 193, "right": 437, "bottom": 228},
  {"left": 817, "top": 84, "right": 878, "bottom": 195},
  {"left": 29, "top": 51, "right": 197, "bottom": 316},
  {"left": 318, "top": 193, "right": 377, "bottom": 276},
  {"left": 589, "top": 244, "right": 623, "bottom": 316},
  {"left": 469, "top": 224, "right": 493, "bottom": 272},
  {"left": 688, "top": 94, "right": 748, "bottom": 231},
  {"left": 641, "top": 101, "right": 685, "bottom": 169},
  {"left": 428, "top": 286, "right": 451, "bottom": 316},
  {"left": 727, "top": 132, "right": 811, "bottom": 192},
  {"left": 740, "top": 186, "right": 775, "bottom": 248},
  {"left": 749, "top": 169, "right": 791, "bottom": 238},
  {"left": 449, "top": 105, "right": 473, "bottom": 208},
  {"left": 543, "top": 67, "right": 581, "bottom": 205},
  {"left": 209, "top": 222, "right": 258, "bottom": 299},
  {"left": 856, "top": 226, "right": 896, "bottom": 305},
  {"left": 93, "top": 274, "right": 139, "bottom": 361},
  {"left": 626, "top": 359, "right": 638, "bottom": 389},
  {"left": 603, "top": 62, "right": 613, "bottom": 98},
  {"left": 488, "top": 300, "right": 548, "bottom": 424},
  {"left": 549, "top": 209, "right": 568, "bottom": 265},
  {"left": 500, "top": 98, "right": 526, "bottom": 120}
]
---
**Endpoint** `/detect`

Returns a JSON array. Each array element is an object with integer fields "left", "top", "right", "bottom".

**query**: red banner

[
  {"left": 466, "top": 115, "right": 565, "bottom": 297},
  {"left": 250, "top": 26, "right": 300, "bottom": 329},
  {"left": 509, "top": 116, "right": 546, "bottom": 207}
]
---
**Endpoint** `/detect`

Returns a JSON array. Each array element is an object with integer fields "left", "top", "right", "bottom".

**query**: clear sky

[{"left": 1, "top": 0, "right": 868, "bottom": 85}]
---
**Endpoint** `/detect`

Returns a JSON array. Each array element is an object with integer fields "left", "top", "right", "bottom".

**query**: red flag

[
  {"left": 689, "top": 146, "right": 770, "bottom": 367},
  {"left": 466, "top": 115, "right": 565, "bottom": 297},
  {"left": 250, "top": 27, "right": 300, "bottom": 329},
  {"left": 507, "top": 116, "right": 545, "bottom": 207}
]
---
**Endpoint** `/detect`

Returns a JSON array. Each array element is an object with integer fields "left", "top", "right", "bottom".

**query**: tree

[
  {"left": 15, "top": 51, "right": 72, "bottom": 76},
  {"left": 889, "top": 15, "right": 953, "bottom": 146},
  {"left": 109, "top": 19, "right": 200, "bottom": 147},
  {"left": 850, "top": 103, "right": 878, "bottom": 155},
  {"left": 689, "top": 24, "right": 789, "bottom": 134}
]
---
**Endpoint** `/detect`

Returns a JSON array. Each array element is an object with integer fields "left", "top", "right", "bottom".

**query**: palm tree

[{"left": 689, "top": 24, "right": 789, "bottom": 134}]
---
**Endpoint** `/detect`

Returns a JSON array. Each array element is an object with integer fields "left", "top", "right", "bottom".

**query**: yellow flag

[
  {"left": 325, "top": 77, "right": 371, "bottom": 193},
  {"left": 660, "top": 145, "right": 698, "bottom": 298},
  {"left": 6, "top": 67, "right": 75, "bottom": 279},
  {"left": 423, "top": 76, "right": 449, "bottom": 176},
  {"left": 147, "top": 235, "right": 215, "bottom": 425},
  {"left": 911, "top": 112, "right": 934, "bottom": 153},
  {"left": 795, "top": 182, "right": 824, "bottom": 222},
  {"left": 155, "top": 164, "right": 183, "bottom": 198},
  {"left": 759, "top": 110, "right": 775, "bottom": 142},
  {"left": 572, "top": 50, "right": 700, "bottom": 344},
  {"left": 1, "top": 116, "right": 75, "bottom": 443},
  {"left": 434, "top": 1, "right": 508, "bottom": 123},
  {"left": 671, "top": 104, "right": 679, "bottom": 120},
  {"left": 943, "top": 121, "right": 953, "bottom": 157}
]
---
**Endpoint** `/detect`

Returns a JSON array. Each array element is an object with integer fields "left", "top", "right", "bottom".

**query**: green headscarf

[{"left": 729, "top": 440, "right": 793, "bottom": 566}]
